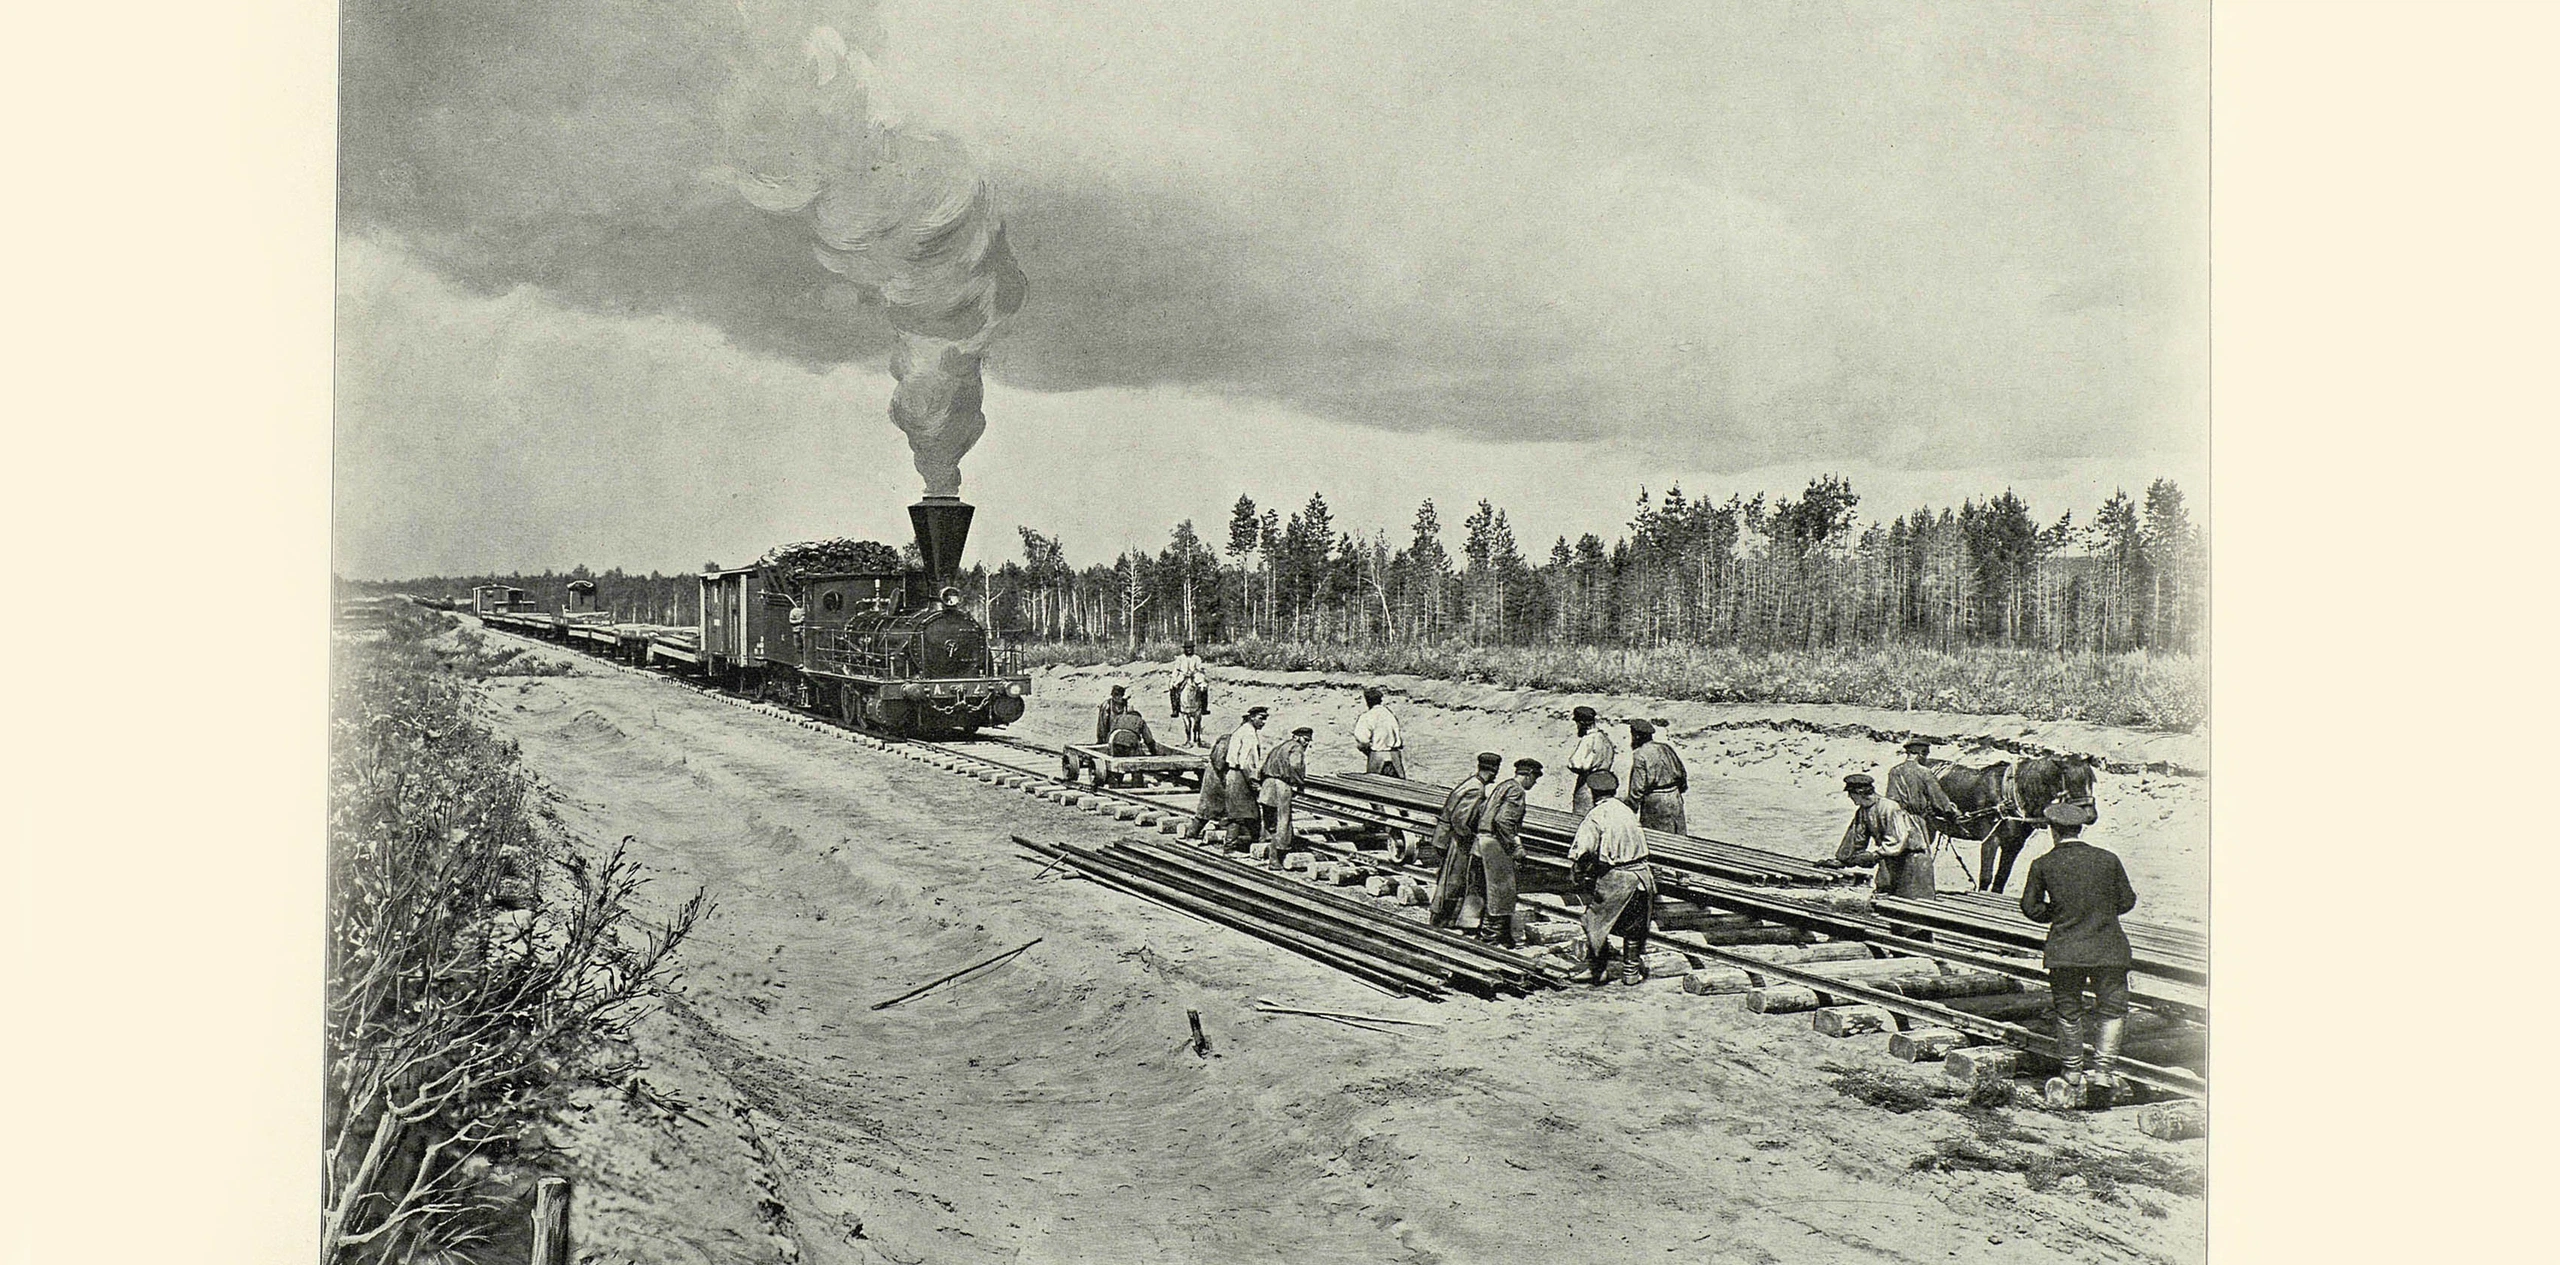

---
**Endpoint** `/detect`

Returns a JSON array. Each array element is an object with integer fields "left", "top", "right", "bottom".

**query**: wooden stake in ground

[
  {"left": 530, "top": 1176, "right": 570, "bottom": 1265},
  {"left": 869, "top": 938, "right": 1044, "bottom": 1011},
  {"left": 1188, "top": 1008, "right": 1213, "bottom": 1057}
]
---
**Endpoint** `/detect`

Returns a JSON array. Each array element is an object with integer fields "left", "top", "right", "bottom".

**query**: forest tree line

[
  {"left": 357, "top": 475, "right": 2202, "bottom": 658},
  {"left": 982, "top": 477, "right": 2203, "bottom": 656}
]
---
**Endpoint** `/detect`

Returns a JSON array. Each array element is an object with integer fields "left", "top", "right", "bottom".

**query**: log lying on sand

[
  {"left": 1888, "top": 1027, "right": 1969, "bottom": 1062},
  {"left": 1681, "top": 967, "right": 1755, "bottom": 996},
  {"left": 1719, "top": 941, "right": 1878, "bottom": 965},
  {"left": 1944, "top": 1046, "right": 2021, "bottom": 1085},
  {"left": 1811, "top": 1005, "right": 1894, "bottom": 1038},
  {"left": 2138, "top": 1100, "right": 2207, "bottom": 1141}
]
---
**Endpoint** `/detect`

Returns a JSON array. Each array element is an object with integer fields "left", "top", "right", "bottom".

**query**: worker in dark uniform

[
  {"left": 1887, "top": 738, "right": 1961, "bottom": 854},
  {"left": 2019, "top": 799, "right": 2139, "bottom": 1105},
  {"left": 1834, "top": 773, "right": 1937, "bottom": 898},
  {"left": 1180, "top": 728, "right": 1232, "bottom": 843},
  {"left": 1621, "top": 718, "right": 1688, "bottom": 833},
  {"left": 1258, "top": 724, "right": 1314, "bottom": 862},
  {"left": 1470, "top": 758, "right": 1542, "bottom": 948},
  {"left": 1426, "top": 753, "right": 1500, "bottom": 924},
  {"left": 1064, "top": 685, "right": 1129, "bottom": 781},
  {"left": 1566, "top": 769, "right": 1655, "bottom": 985},
  {"left": 1104, "top": 706, "right": 1161, "bottom": 786}
]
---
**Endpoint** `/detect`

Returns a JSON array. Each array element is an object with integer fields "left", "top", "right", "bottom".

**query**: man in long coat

[
  {"left": 1223, "top": 707, "right": 1271, "bottom": 844},
  {"left": 1834, "top": 773, "right": 1937, "bottom": 900},
  {"left": 1887, "top": 738, "right": 1961, "bottom": 853},
  {"left": 1622, "top": 718, "right": 1688, "bottom": 833},
  {"left": 1180, "top": 729, "right": 1232, "bottom": 843},
  {"left": 2020, "top": 799, "right": 2139, "bottom": 1102},
  {"left": 1567, "top": 769, "right": 1655, "bottom": 985},
  {"left": 1564, "top": 706, "right": 1616, "bottom": 814},
  {"left": 1468, "top": 758, "right": 1542, "bottom": 948},
  {"left": 1426, "top": 753, "right": 1499, "bottom": 927},
  {"left": 1258, "top": 725, "right": 1314, "bottom": 861}
]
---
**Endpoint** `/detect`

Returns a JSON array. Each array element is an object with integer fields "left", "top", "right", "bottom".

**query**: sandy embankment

[
  {"left": 1025, "top": 661, "right": 2210, "bottom": 933},
  {"left": 466, "top": 638, "right": 2203, "bottom": 1265}
]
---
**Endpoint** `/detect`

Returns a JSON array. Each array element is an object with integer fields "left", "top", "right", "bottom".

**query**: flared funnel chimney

[{"left": 909, "top": 497, "right": 974, "bottom": 589}]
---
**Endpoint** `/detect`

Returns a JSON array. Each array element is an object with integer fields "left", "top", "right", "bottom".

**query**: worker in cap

[
  {"left": 1425, "top": 754, "right": 1503, "bottom": 926},
  {"left": 1182, "top": 722, "right": 1235, "bottom": 845},
  {"left": 1459, "top": 758, "right": 1545, "bottom": 948},
  {"left": 1065, "top": 684, "right": 1134, "bottom": 782},
  {"left": 1223, "top": 707, "right": 1273, "bottom": 844},
  {"left": 2020, "top": 797, "right": 2136, "bottom": 1105},
  {"left": 1622, "top": 718, "right": 1688, "bottom": 833},
  {"left": 1256, "top": 724, "right": 1316, "bottom": 862},
  {"left": 1834, "top": 771, "right": 1937, "bottom": 902},
  {"left": 1565, "top": 706, "right": 1617, "bottom": 814},
  {"left": 1565, "top": 767, "right": 1655, "bottom": 984},
  {"left": 1886, "top": 737, "right": 1961, "bottom": 862},
  {"left": 1102, "top": 703, "right": 1162, "bottom": 785},
  {"left": 1352, "top": 686, "right": 1407, "bottom": 778}
]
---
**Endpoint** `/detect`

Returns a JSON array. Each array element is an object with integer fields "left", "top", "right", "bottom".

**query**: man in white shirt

[
  {"left": 1566, "top": 769, "right": 1656, "bottom": 985},
  {"left": 1350, "top": 687, "right": 1406, "bottom": 777},
  {"left": 1564, "top": 706, "right": 1617, "bottom": 813},
  {"left": 1171, "top": 641, "right": 1210, "bottom": 745},
  {"left": 1222, "top": 707, "right": 1270, "bottom": 843}
]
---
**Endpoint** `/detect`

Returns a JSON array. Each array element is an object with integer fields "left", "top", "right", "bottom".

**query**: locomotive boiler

[{"left": 696, "top": 498, "right": 1029, "bottom": 736}]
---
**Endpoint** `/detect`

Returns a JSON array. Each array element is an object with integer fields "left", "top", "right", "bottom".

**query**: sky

[{"left": 334, "top": 0, "right": 2208, "bottom": 578}]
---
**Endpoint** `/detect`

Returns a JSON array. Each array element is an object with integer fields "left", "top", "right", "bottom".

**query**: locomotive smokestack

[{"left": 909, "top": 497, "right": 974, "bottom": 588}]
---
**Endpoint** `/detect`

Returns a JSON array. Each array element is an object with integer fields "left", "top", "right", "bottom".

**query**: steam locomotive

[{"left": 479, "top": 498, "right": 1029, "bottom": 736}]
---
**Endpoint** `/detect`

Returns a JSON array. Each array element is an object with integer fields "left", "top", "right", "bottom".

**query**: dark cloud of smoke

[{"left": 340, "top": 0, "right": 1023, "bottom": 494}]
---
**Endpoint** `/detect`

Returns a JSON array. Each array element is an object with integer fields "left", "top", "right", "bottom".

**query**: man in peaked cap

[
  {"left": 1886, "top": 737, "right": 1962, "bottom": 857},
  {"left": 1427, "top": 753, "right": 1503, "bottom": 927},
  {"left": 1468, "top": 758, "right": 1544, "bottom": 948},
  {"left": 1622, "top": 718, "right": 1689, "bottom": 833},
  {"left": 1564, "top": 706, "right": 1617, "bottom": 814},
  {"left": 1065, "top": 684, "right": 1132, "bottom": 782},
  {"left": 1223, "top": 706, "right": 1272, "bottom": 844},
  {"left": 1258, "top": 724, "right": 1316, "bottom": 862},
  {"left": 2019, "top": 797, "right": 2138, "bottom": 1106},
  {"left": 1566, "top": 768, "right": 1655, "bottom": 985},
  {"left": 1834, "top": 773, "right": 1937, "bottom": 901}
]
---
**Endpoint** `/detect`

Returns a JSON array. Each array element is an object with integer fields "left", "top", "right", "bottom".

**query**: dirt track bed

[{"left": 470, "top": 635, "right": 2202, "bottom": 1265}]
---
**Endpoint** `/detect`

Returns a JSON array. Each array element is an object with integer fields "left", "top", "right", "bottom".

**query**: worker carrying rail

[
  {"left": 1567, "top": 769, "right": 1655, "bottom": 986},
  {"left": 2019, "top": 799, "right": 2139, "bottom": 1107}
]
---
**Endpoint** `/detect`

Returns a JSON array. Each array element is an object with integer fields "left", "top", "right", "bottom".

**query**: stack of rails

[
  {"left": 1316, "top": 772, "right": 1846, "bottom": 886},
  {"left": 1013, "top": 834, "right": 1559, "bottom": 1001},
  {"left": 1873, "top": 893, "right": 2207, "bottom": 987}
]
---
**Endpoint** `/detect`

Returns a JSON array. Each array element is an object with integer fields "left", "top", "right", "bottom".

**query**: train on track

[{"left": 466, "top": 497, "right": 1030, "bottom": 736}]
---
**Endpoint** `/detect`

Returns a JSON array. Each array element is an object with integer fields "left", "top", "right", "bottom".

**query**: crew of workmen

[{"left": 1079, "top": 666, "right": 2130, "bottom": 1101}]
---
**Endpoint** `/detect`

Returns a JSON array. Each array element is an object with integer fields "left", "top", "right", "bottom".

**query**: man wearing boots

[
  {"left": 1566, "top": 769, "right": 1655, "bottom": 985},
  {"left": 1223, "top": 707, "right": 1271, "bottom": 846},
  {"left": 1179, "top": 728, "right": 1232, "bottom": 844},
  {"left": 1258, "top": 725, "right": 1315, "bottom": 863},
  {"left": 1467, "top": 758, "right": 1542, "bottom": 948},
  {"left": 1426, "top": 753, "right": 1500, "bottom": 922},
  {"left": 2018, "top": 799, "right": 2138, "bottom": 1105}
]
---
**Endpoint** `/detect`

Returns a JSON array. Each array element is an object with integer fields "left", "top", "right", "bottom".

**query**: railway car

[{"left": 696, "top": 497, "right": 1028, "bottom": 735}]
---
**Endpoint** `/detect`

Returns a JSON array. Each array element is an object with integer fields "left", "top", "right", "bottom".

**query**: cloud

[{"left": 338, "top": 0, "right": 2207, "bottom": 480}]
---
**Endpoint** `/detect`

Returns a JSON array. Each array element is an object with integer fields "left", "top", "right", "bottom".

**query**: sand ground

[{"left": 473, "top": 638, "right": 2205, "bottom": 1264}]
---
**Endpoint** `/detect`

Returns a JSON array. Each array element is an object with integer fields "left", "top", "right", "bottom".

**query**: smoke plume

[
  {"left": 339, "top": 1, "right": 1023, "bottom": 497},
  {"left": 724, "top": 22, "right": 1027, "bottom": 494}
]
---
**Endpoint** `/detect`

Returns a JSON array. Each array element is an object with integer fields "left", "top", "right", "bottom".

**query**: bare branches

[{"left": 324, "top": 622, "right": 705, "bottom": 1261}]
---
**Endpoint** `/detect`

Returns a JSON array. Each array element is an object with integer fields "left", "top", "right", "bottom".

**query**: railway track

[{"left": 465, "top": 611, "right": 2208, "bottom": 1106}]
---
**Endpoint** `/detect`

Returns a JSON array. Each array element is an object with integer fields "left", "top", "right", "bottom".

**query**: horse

[
  {"left": 1930, "top": 753, "right": 2101, "bottom": 893},
  {"left": 1172, "top": 679, "right": 1210, "bottom": 747}
]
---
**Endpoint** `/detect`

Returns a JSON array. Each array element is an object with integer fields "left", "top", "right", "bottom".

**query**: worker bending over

[{"left": 1567, "top": 769, "right": 1655, "bottom": 985}]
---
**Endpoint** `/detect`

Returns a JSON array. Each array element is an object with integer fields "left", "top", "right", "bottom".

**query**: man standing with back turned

[
  {"left": 1565, "top": 706, "right": 1616, "bottom": 814},
  {"left": 1352, "top": 687, "right": 1407, "bottom": 777},
  {"left": 1567, "top": 769, "right": 1655, "bottom": 985},
  {"left": 1622, "top": 718, "right": 1688, "bottom": 833},
  {"left": 2019, "top": 799, "right": 2139, "bottom": 1106}
]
